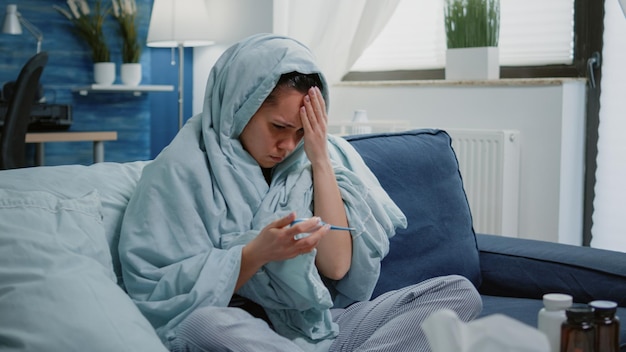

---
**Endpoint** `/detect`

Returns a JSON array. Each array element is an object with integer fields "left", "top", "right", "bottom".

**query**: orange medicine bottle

[
  {"left": 560, "top": 304, "right": 595, "bottom": 352},
  {"left": 589, "top": 300, "right": 620, "bottom": 352}
]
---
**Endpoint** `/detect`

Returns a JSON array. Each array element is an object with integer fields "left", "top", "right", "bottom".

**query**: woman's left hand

[{"left": 300, "top": 87, "right": 329, "bottom": 165}]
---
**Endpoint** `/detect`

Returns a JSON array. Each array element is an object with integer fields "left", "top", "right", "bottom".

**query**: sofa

[{"left": 1, "top": 128, "right": 625, "bottom": 351}]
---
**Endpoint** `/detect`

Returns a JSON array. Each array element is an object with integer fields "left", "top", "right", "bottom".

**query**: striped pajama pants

[{"left": 168, "top": 275, "right": 482, "bottom": 352}]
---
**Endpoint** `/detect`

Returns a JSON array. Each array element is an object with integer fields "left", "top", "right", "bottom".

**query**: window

[
  {"left": 350, "top": 0, "right": 575, "bottom": 73},
  {"left": 343, "top": 0, "right": 606, "bottom": 249}
]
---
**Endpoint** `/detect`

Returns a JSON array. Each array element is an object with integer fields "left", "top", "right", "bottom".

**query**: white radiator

[{"left": 446, "top": 129, "right": 521, "bottom": 237}]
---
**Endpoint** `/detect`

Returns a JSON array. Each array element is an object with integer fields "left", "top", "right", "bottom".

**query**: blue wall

[
  {"left": 149, "top": 46, "right": 193, "bottom": 159},
  {"left": 0, "top": 0, "right": 189, "bottom": 165}
]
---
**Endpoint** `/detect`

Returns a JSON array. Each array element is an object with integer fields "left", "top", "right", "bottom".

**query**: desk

[{"left": 26, "top": 131, "right": 118, "bottom": 165}]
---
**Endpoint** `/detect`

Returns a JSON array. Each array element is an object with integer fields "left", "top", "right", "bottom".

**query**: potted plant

[
  {"left": 54, "top": 0, "right": 115, "bottom": 85},
  {"left": 444, "top": 0, "right": 500, "bottom": 80},
  {"left": 112, "top": 0, "right": 142, "bottom": 86}
]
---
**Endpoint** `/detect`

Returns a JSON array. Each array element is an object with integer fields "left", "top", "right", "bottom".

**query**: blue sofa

[
  {"left": 345, "top": 129, "right": 626, "bottom": 350},
  {"left": 0, "top": 128, "right": 624, "bottom": 351}
]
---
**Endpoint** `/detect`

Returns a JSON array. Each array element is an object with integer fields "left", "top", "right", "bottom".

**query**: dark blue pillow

[{"left": 345, "top": 129, "right": 481, "bottom": 297}]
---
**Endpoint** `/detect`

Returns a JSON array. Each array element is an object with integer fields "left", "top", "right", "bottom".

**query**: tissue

[{"left": 422, "top": 309, "right": 550, "bottom": 352}]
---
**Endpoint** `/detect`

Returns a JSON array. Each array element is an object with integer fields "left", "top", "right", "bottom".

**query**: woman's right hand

[
  {"left": 250, "top": 213, "right": 329, "bottom": 263},
  {"left": 236, "top": 213, "right": 329, "bottom": 291}
]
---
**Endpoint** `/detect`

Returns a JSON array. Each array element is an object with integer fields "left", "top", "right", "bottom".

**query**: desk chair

[{"left": 0, "top": 52, "right": 48, "bottom": 170}]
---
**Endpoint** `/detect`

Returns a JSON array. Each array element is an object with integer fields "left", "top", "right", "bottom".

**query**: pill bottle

[
  {"left": 589, "top": 300, "right": 619, "bottom": 352},
  {"left": 537, "top": 293, "right": 573, "bottom": 352},
  {"left": 560, "top": 304, "right": 595, "bottom": 352}
]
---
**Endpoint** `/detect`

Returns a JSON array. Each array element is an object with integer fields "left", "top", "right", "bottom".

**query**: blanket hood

[{"left": 201, "top": 33, "right": 329, "bottom": 148}]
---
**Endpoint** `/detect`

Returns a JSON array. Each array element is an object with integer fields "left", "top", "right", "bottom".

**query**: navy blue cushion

[
  {"left": 345, "top": 129, "right": 481, "bottom": 297},
  {"left": 478, "top": 295, "right": 544, "bottom": 326},
  {"left": 477, "top": 234, "right": 626, "bottom": 306}
]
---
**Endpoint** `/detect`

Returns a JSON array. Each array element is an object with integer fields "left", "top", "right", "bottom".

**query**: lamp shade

[
  {"left": 147, "top": 0, "right": 214, "bottom": 47},
  {"left": 2, "top": 4, "right": 22, "bottom": 35}
]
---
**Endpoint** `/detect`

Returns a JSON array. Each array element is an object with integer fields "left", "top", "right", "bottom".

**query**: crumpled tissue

[{"left": 422, "top": 309, "right": 550, "bottom": 352}]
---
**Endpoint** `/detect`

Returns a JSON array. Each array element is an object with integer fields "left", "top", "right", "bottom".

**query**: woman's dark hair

[{"left": 265, "top": 72, "right": 324, "bottom": 104}]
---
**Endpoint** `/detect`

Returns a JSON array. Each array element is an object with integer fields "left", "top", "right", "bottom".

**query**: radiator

[{"left": 446, "top": 129, "right": 521, "bottom": 237}]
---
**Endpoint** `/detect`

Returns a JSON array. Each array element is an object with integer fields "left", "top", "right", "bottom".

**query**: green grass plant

[
  {"left": 444, "top": 0, "right": 500, "bottom": 49},
  {"left": 54, "top": 0, "right": 111, "bottom": 63},
  {"left": 112, "top": 0, "right": 141, "bottom": 63}
]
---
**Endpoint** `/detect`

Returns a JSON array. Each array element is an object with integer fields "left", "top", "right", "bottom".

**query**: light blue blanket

[{"left": 119, "top": 34, "right": 406, "bottom": 351}]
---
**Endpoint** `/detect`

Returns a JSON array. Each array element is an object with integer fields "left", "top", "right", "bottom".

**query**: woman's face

[{"left": 239, "top": 88, "right": 306, "bottom": 168}]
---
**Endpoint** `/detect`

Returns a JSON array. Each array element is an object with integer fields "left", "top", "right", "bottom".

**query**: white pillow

[
  {"left": 0, "top": 189, "right": 167, "bottom": 352},
  {"left": 0, "top": 161, "right": 148, "bottom": 285}
]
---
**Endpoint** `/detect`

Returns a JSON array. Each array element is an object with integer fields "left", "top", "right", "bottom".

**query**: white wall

[
  {"left": 192, "top": 0, "right": 273, "bottom": 115},
  {"left": 329, "top": 79, "right": 587, "bottom": 244},
  {"left": 591, "top": 0, "right": 626, "bottom": 251}
]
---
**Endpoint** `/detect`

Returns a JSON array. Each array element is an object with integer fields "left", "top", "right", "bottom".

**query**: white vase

[
  {"left": 121, "top": 63, "right": 142, "bottom": 86},
  {"left": 93, "top": 62, "right": 116, "bottom": 85},
  {"left": 445, "top": 47, "right": 500, "bottom": 81}
]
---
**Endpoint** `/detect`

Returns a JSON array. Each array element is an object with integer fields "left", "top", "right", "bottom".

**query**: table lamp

[
  {"left": 2, "top": 4, "right": 43, "bottom": 54},
  {"left": 147, "top": 0, "right": 214, "bottom": 130}
]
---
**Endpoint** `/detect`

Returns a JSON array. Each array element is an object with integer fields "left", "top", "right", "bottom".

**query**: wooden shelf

[{"left": 73, "top": 84, "right": 174, "bottom": 96}]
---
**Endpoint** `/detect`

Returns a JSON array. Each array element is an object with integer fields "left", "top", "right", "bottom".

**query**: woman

[{"left": 119, "top": 33, "right": 481, "bottom": 352}]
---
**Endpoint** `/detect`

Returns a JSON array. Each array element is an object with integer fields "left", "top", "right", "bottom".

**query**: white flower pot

[
  {"left": 445, "top": 47, "right": 500, "bottom": 80},
  {"left": 93, "top": 62, "right": 116, "bottom": 85},
  {"left": 121, "top": 63, "right": 142, "bottom": 86}
]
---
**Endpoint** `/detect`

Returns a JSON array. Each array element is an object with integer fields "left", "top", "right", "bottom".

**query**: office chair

[{"left": 0, "top": 51, "right": 48, "bottom": 170}]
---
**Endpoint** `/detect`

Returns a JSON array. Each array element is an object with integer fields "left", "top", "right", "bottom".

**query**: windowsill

[{"left": 335, "top": 77, "right": 587, "bottom": 87}]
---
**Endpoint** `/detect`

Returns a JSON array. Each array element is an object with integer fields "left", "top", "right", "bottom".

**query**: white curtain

[
  {"left": 273, "top": 0, "right": 401, "bottom": 84},
  {"left": 352, "top": 0, "right": 575, "bottom": 72},
  {"left": 591, "top": 0, "right": 626, "bottom": 251}
]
